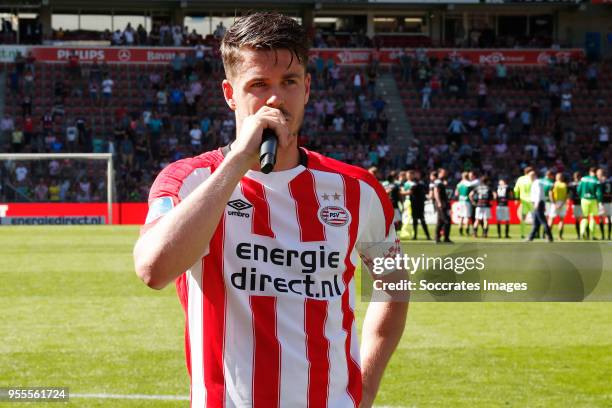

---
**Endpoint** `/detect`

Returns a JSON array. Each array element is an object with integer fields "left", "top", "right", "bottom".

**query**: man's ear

[
  {"left": 222, "top": 79, "right": 236, "bottom": 111},
  {"left": 304, "top": 72, "right": 311, "bottom": 105}
]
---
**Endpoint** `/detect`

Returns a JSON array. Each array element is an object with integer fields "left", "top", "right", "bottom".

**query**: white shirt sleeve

[{"left": 356, "top": 181, "right": 400, "bottom": 277}]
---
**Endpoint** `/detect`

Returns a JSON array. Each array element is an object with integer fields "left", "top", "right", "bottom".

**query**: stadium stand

[
  {"left": 0, "top": 14, "right": 610, "bottom": 206},
  {"left": 42, "top": 22, "right": 554, "bottom": 50},
  {"left": 0, "top": 48, "right": 392, "bottom": 202},
  {"left": 1, "top": 47, "right": 611, "bottom": 203},
  {"left": 396, "top": 55, "right": 612, "bottom": 183}
]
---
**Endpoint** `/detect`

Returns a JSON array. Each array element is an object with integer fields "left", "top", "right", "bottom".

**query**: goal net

[{"left": 0, "top": 153, "right": 115, "bottom": 225}]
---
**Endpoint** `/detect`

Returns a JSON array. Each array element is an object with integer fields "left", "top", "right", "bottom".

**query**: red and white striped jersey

[{"left": 144, "top": 147, "right": 396, "bottom": 408}]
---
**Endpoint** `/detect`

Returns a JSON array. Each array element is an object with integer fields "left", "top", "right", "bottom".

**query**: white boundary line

[
  {"left": 70, "top": 393, "right": 189, "bottom": 401},
  {"left": 70, "top": 393, "right": 403, "bottom": 406}
]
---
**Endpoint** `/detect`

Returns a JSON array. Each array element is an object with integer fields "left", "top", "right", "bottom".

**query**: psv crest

[{"left": 319, "top": 206, "right": 350, "bottom": 227}]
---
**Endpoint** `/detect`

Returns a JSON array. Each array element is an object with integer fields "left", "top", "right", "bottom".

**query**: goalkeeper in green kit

[{"left": 577, "top": 167, "right": 603, "bottom": 240}]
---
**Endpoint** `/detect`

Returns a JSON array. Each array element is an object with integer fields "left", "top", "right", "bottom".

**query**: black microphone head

[{"left": 260, "top": 128, "right": 278, "bottom": 174}]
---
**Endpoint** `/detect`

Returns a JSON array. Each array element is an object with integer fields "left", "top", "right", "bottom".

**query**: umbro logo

[
  {"left": 228, "top": 199, "right": 253, "bottom": 211},
  {"left": 227, "top": 199, "right": 252, "bottom": 218}
]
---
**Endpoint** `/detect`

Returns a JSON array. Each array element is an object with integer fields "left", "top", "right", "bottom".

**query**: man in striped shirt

[{"left": 133, "top": 12, "right": 408, "bottom": 408}]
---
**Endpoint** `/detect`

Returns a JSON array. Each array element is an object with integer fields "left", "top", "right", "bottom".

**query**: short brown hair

[{"left": 220, "top": 12, "right": 310, "bottom": 79}]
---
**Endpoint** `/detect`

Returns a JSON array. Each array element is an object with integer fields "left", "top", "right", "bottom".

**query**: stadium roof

[{"left": 0, "top": 0, "right": 587, "bottom": 14}]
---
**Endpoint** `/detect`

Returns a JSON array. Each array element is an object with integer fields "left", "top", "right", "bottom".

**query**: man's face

[
  {"left": 597, "top": 169, "right": 605, "bottom": 180},
  {"left": 222, "top": 48, "right": 311, "bottom": 137}
]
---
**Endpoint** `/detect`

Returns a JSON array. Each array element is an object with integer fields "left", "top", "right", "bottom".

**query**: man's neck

[{"left": 253, "top": 138, "right": 301, "bottom": 172}]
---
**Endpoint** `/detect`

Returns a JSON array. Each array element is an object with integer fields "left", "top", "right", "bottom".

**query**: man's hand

[
  {"left": 134, "top": 105, "right": 287, "bottom": 290},
  {"left": 232, "top": 105, "right": 291, "bottom": 168}
]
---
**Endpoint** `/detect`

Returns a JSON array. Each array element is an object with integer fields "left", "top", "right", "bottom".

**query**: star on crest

[
  {"left": 321, "top": 193, "right": 330, "bottom": 201},
  {"left": 333, "top": 192, "right": 341, "bottom": 201}
]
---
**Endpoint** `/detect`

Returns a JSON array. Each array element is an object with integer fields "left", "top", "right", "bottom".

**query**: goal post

[{"left": 0, "top": 153, "right": 115, "bottom": 224}]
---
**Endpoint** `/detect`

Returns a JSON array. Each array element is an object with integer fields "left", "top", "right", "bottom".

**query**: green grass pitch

[{"left": 1, "top": 226, "right": 611, "bottom": 407}]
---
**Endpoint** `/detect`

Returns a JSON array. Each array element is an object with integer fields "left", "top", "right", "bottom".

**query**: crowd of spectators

[
  {"left": 51, "top": 21, "right": 228, "bottom": 47},
  {"left": 0, "top": 17, "right": 43, "bottom": 45},
  {"left": 0, "top": 159, "right": 108, "bottom": 203},
  {"left": 447, "top": 26, "right": 554, "bottom": 49},
  {"left": 106, "top": 21, "right": 225, "bottom": 47},
  {"left": 303, "top": 55, "right": 393, "bottom": 167},
  {"left": 0, "top": 18, "right": 17, "bottom": 44},
  {"left": 1, "top": 44, "right": 610, "bottom": 204},
  {"left": 396, "top": 52, "right": 611, "bottom": 188},
  {"left": 1, "top": 46, "right": 390, "bottom": 203},
  {"left": 1, "top": 50, "right": 113, "bottom": 202},
  {"left": 312, "top": 29, "right": 373, "bottom": 48},
  {"left": 0, "top": 13, "right": 574, "bottom": 52}
]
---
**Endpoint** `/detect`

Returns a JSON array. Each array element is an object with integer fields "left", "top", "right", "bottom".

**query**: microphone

[{"left": 259, "top": 128, "right": 278, "bottom": 174}]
